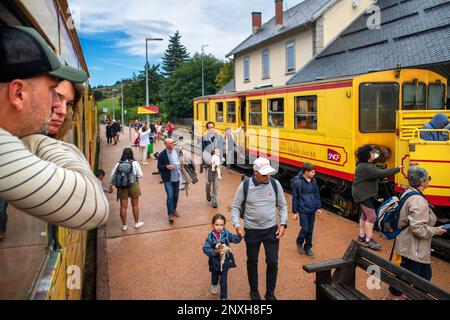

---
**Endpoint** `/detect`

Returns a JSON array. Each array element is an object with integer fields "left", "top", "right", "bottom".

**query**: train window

[
  {"left": 249, "top": 100, "right": 262, "bottom": 126},
  {"left": 268, "top": 98, "right": 284, "bottom": 128},
  {"left": 216, "top": 102, "right": 224, "bottom": 123},
  {"left": 428, "top": 84, "right": 446, "bottom": 110},
  {"left": 403, "top": 83, "right": 426, "bottom": 110},
  {"left": 359, "top": 83, "right": 399, "bottom": 132},
  {"left": 294, "top": 96, "right": 317, "bottom": 130},
  {"left": 205, "top": 102, "right": 209, "bottom": 121},
  {"left": 226, "top": 102, "right": 236, "bottom": 123},
  {"left": 195, "top": 103, "right": 199, "bottom": 120}
]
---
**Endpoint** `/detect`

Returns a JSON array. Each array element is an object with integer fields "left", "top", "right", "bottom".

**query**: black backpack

[
  {"left": 239, "top": 177, "right": 279, "bottom": 219},
  {"left": 112, "top": 160, "right": 135, "bottom": 188}
]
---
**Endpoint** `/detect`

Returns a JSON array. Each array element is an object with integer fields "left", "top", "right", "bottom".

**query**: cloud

[{"left": 68, "top": 0, "right": 283, "bottom": 59}]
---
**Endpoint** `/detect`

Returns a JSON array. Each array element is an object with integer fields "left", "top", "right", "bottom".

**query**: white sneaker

[
  {"left": 211, "top": 285, "right": 218, "bottom": 295},
  {"left": 121, "top": 225, "right": 128, "bottom": 231},
  {"left": 134, "top": 221, "right": 144, "bottom": 229}
]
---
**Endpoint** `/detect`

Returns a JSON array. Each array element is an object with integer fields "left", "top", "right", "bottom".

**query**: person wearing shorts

[
  {"left": 352, "top": 144, "right": 402, "bottom": 251},
  {"left": 111, "top": 148, "right": 144, "bottom": 231}
]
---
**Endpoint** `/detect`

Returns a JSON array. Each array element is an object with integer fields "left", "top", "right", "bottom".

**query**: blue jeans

[
  {"left": 0, "top": 199, "right": 7, "bottom": 233},
  {"left": 164, "top": 181, "right": 179, "bottom": 216},
  {"left": 389, "top": 256, "right": 432, "bottom": 296},
  {"left": 212, "top": 269, "right": 229, "bottom": 299},
  {"left": 296, "top": 213, "right": 316, "bottom": 250}
]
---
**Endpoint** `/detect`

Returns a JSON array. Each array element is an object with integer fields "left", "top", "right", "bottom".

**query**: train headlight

[{"left": 370, "top": 145, "right": 391, "bottom": 163}]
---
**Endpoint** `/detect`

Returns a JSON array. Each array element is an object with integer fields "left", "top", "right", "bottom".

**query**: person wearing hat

[
  {"left": 231, "top": 157, "right": 288, "bottom": 300},
  {"left": 0, "top": 26, "right": 109, "bottom": 230}
]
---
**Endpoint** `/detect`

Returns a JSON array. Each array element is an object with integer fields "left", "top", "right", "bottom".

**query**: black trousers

[
  {"left": 0, "top": 199, "right": 7, "bottom": 233},
  {"left": 244, "top": 225, "right": 279, "bottom": 295}
]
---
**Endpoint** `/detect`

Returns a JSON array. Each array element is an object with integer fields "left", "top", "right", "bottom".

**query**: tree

[
  {"left": 215, "top": 59, "right": 234, "bottom": 91},
  {"left": 93, "top": 90, "right": 104, "bottom": 101},
  {"left": 161, "top": 31, "right": 190, "bottom": 77},
  {"left": 161, "top": 53, "right": 224, "bottom": 119}
]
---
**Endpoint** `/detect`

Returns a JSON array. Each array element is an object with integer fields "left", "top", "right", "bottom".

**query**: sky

[{"left": 68, "top": 0, "right": 303, "bottom": 86}]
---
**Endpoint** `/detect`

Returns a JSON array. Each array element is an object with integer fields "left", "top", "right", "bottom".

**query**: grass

[{"left": 97, "top": 97, "right": 122, "bottom": 120}]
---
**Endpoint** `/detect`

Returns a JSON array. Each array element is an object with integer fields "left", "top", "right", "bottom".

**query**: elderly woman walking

[
  {"left": 385, "top": 167, "right": 447, "bottom": 299},
  {"left": 352, "top": 144, "right": 403, "bottom": 250}
]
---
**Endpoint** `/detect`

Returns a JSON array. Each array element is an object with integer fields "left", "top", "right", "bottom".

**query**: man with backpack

[
  {"left": 291, "top": 163, "right": 322, "bottom": 257},
  {"left": 231, "top": 157, "right": 288, "bottom": 300}
]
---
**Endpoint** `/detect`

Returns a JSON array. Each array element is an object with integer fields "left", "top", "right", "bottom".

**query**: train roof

[
  {"left": 226, "top": 0, "right": 335, "bottom": 58},
  {"left": 287, "top": 0, "right": 450, "bottom": 85}
]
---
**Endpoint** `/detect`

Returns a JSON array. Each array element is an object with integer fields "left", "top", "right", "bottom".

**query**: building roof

[
  {"left": 287, "top": 0, "right": 450, "bottom": 85},
  {"left": 217, "top": 78, "right": 236, "bottom": 94},
  {"left": 226, "top": 0, "right": 335, "bottom": 58}
]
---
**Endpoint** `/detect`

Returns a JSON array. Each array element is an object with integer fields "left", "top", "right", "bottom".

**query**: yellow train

[
  {"left": 194, "top": 68, "right": 450, "bottom": 255},
  {"left": 1, "top": 1, "right": 99, "bottom": 299}
]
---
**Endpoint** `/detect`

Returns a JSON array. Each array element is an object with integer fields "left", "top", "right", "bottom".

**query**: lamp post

[
  {"left": 145, "top": 37, "right": 163, "bottom": 122},
  {"left": 121, "top": 79, "right": 124, "bottom": 130},
  {"left": 201, "top": 44, "right": 208, "bottom": 97}
]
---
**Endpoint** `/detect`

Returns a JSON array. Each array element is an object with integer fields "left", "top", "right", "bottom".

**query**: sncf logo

[{"left": 328, "top": 149, "right": 342, "bottom": 162}]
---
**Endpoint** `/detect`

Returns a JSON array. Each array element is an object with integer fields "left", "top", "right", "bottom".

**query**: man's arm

[
  {"left": 231, "top": 182, "right": 245, "bottom": 229},
  {"left": 276, "top": 180, "right": 288, "bottom": 226},
  {"left": 0, "top": 129, "right": 109, "bottom": 230}
]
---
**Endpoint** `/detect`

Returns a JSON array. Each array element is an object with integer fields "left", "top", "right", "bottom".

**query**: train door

[{"left": 237, "top": 96, "right": 248, "bottom": 166}]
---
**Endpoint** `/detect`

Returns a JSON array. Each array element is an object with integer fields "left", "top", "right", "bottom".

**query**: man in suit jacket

[{"left": 157, "top": 138, "right": 181, "bottom": 223}]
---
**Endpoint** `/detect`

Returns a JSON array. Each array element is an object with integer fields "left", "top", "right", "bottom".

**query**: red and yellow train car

[{"left": 195, "top": 68, "right": 450, "bottom": 253}]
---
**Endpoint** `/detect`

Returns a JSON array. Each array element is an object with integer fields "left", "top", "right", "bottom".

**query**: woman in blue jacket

[{"left": 202, "top": 214, "right": 241, "bottom": 300}]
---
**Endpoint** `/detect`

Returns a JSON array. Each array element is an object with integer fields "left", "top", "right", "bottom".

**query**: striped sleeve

[{"left": 0, "top": 128, "right": 109, "bottom": 230}]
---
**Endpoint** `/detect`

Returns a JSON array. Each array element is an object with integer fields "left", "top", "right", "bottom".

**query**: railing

[
  {"left": 411, "top": 128, "right": 450, "bottom": 143},
  {"left": 397, "top": 110, "right": 450, "bottom": 140}
]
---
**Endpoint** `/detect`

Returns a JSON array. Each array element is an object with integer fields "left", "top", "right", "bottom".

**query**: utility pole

[{"left": 201, "top": 44, "right": 208, "bottom": 97}]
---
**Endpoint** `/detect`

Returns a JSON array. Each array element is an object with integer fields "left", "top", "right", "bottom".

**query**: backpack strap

[
  {"left": 240, "top": 178, "right": 250, "bottom": 219},
  {"left": 270, "top": 177, "right": 279, "bottom": 207}
]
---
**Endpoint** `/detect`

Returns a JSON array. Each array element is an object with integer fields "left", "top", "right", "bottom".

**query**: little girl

[{"left": 202, "top": 214, "right": 241, "bottom": 300}]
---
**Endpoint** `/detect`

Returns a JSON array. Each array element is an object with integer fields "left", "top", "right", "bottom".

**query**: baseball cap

[
  {"left": 253, "top": 157, "right": 277, "bottom": 175},
  {"left": 0, "top": 26, "right": 87, "bottom": 83}
]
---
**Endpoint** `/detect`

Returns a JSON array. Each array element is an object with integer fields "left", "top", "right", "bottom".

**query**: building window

[
  {"left": 227, "top": 102, "right": 236, "bottom": 123},
  {"left": 216, "top": 102, "right": 224, "bottom": 123},
  {"left": 244, "top": 56, "right": 250, "bottom": 82},
  {"left": 268, "top": 98, "right": 284, "bottom": 128},
  {"left": 295, "top": 96, "right": 317, "bottom": 130},
  {"left": 403, "top": 83, "right": 426, "bottom": 110},
  {"left": 262, "top": 49, "right": 270, "bottom": 79},
  {"left": 359, "top": 83, "right": 399, "bottom": 132},
  {"left": 286, "top": 40, "right": 296, "bottom": 73},
  {"left": 249, "top": 100, "right": 262, "bottom": 126},
  {"left": 428, "top": 84, "right": 446, "bottom": 110}
]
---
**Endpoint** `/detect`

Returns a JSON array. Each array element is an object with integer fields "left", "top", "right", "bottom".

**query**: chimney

[
  {"left": 252, "top": 12, "right": 262, "bottom": 34},
  {"left": 275, "top": 0, "right": 283, "bottom": 29}
]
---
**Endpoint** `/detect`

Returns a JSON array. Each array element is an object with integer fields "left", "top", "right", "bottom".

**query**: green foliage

[
  {"left": 215, "top": 59, "right": 234, "bottom": 91},
  {"left": 160, "top": 53, "right": 224, "bottom": 119},
  {"left": 161, "top": 31, "right": 190, "bottom": 77},
  {"left": 93, "top": 90, "right": 104, "bottom": 101}
]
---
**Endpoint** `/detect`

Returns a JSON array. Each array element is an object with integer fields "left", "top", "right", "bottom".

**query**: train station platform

[{"left": 97, "top": 125, "right": 450, "bottom": 300}]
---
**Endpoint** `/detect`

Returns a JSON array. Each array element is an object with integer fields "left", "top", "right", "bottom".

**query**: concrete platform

[{"left": 98, "top": 125, "right": 450, "bottom": 300}]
